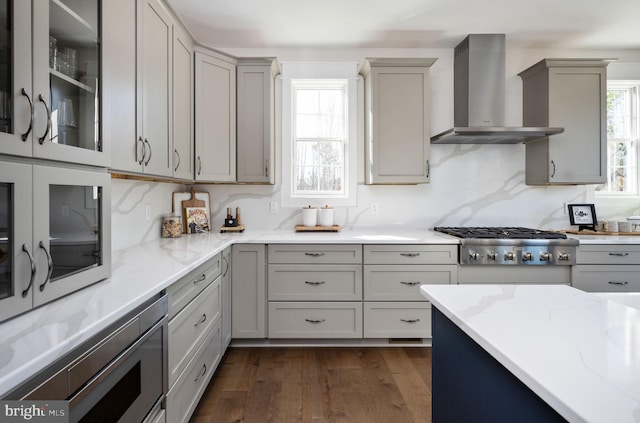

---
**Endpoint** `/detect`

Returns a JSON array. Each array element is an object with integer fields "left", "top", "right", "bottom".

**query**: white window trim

[
  {"left": 596, "top": 80, "right": 640, "bottom": 199},
  {"left": 280, "top": 62, "right": 359, "bottom": 207}
]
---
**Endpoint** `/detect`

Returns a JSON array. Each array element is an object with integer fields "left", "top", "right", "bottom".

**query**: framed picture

[
  {"left": 184, "top": 206, "right": 210, "bottom": 233},
  {"left": 568, "top": 203, "right": 597, "bottom": 231}
]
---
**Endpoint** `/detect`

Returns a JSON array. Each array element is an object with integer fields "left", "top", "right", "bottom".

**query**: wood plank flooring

[{"left": 190, "top": 347, "right": 432, "bottom": 423}]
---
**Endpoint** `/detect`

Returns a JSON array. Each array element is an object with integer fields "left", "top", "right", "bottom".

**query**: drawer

[
  {"left": 167, "top": 253, "right": 222, "bottom": 319},
  {"left": 268, "top": 264, "right": 362, "bottom": 301},
  {"left": 577, "top": 245, "right": 640, "bottom": 265},
  {"left": 364, "top": 265, "right": 456, "bottom": 301},
  {"left": 166, "top": 320, "right": 222, "bottom": 423},
  {"left": 572, "top": 265, "right": 640, "bottom": 292},
  {"left": 268, "top": 244, "right": 362, "bottom": 264},
  {"left": 268, "top": 302, "right": 362, "bottom": 338},
  {"left": 168, "top": 275, "right": 221, "bottom": 387},
  {"left": 364, "top": 302, "right": 431, "bottom": 338},
  {"left": 363, "top": 244, "right": 457, "bottom": 265}
]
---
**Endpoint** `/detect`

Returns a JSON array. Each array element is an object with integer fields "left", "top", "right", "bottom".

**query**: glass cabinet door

[
  {"left": 32, "top": 165, "right": 110, "bottom": 307},
  {"left": 32, "top": 0, "right": 107, "bottom": 167},
  {"left": 0, "top": 162, "right": 34, "bottom": 322},
  {"left": 0, "top": 1, "right": 34, "bottom": 158}
]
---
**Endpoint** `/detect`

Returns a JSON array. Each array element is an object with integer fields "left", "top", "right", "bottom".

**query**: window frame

[
  {"left": 596, "top": 80, "right": 640, "bottom": 198},
  {"left": 280, "top": 62, "right": 359, "bottom": 207}
]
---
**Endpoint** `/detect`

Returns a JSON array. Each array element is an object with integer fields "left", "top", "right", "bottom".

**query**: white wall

[{"left": 111, "top": 45, "right": 640, "bottom": 250}]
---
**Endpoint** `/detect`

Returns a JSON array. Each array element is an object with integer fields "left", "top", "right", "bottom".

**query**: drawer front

[
  {"left": 268, "top": 264, "right": 362, "bottom": 301},
  {"left": 363, "top": 244, "right": 457, "bottom": 265},
  {"left": 364, "top": 265, "right": 457, "bottom": 301},
  {"left": 577, "top": 245, "right": 640, "bottom": 265},
  {"left": 268, "top": 244, "right": 362, "bottom": 264},
  {"left": 364, "top": 302, "right": 431, "bottom": 338},
  {"left": 166, "top": 320, "right": 222, "bottom": 423},
  {"left": 168, "top": 275, "right": 221, "bottom": 386},
  {"left": 572, "top": 265, "right": 640, "bottom": 292},
  {"left": 268, "top": 302, "right": 362, "bottom": 338},
  {"left": 167, "top": 253, "right": 222, "bottom": 319}
]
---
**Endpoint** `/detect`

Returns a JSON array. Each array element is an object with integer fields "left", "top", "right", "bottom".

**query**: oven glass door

[{"left": 69, "top": 323, "right": 165, "bottom": 423}]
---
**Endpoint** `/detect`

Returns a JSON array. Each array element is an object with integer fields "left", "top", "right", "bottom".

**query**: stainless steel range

[{"left": 433, "top": 227, "right": 578, "bottom": 284}]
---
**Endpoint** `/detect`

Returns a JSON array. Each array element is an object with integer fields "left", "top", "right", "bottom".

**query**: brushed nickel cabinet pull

[
  {"left": 197, "top": 156, "right": 202, "bottom": 175},
  {"left": 222, "top": 256, "right": 229, "bottom": 277},
  {"left": 21, "top": 88, "right": 34, "bottom": 141},
  {"left": 400, "top": 318, "right": 420, "bottom": 323},
  {"left": 143, "top": 139, "right": 152, "bottom": 165},
  {"left": 608, "top": 281, "right": 629, "bottom": 285},
  {"left": 265, "top": 159, "right": 269, "bottom": 177},
  {"left": 194, "top": 364, "right": 207, "bottom": 382},
  {"left": 174, "top": 149, "right": 180, "bottom": 171},
  {"left": 21, "top": 244, "right": 36, "bottom": 297},
  {"left": 609, "top": 252, "right": 630, "bottom": 257},
  {"left": 426, "top": 160, "right": 430, "bottom": 178},
  {"left": 305, "top": 318, "right": 326, "bottom": 323},
  {"left": 193, "top": 274, "right": 207, "bottom": 284},
  {"left": 305, "top": 281, "right": 325, "bottom": 285},
  {"left": 38, "top": 241, "right": 53, "bottom": 292},
  {"left": 550, "top": 160, "right": 556, "bottom": 178},
  {"left": 194, "top": 313, "right": 207, "bottom": 327},
  {"left": 136, "top": 137, "right": 144, "bottom": 164},
  {"left": 37, "top": 94, "right": 51, "bottom": 145},
  {"left": 304, "top": 252, "right": 325, "bottom": 257},
  {"left": 400, "top": 281, "right": 420, "bottom": 286},
  {"left": 400, "top": 252, "right": 420, "bottom": 257}
]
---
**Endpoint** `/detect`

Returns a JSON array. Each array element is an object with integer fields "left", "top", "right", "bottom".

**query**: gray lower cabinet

[
  {"left": 232, "top": 244, "right": 266, "bottom": 338},
  {"left": 267, "top": 244, "right": 363, "bottom": 338},
  {"left": 236, "top": 58, "right": 279, "bottom": 184},
  {"left": 519, "top": 59, "right": 611, "bottom": 185},
  {"left": 363, "top": 245, "right": 457, "bottom": 338},
  {"left": 166, "top": 253, "right": 223, "bottom": 423},
  {"left": 572, "top": 244, "right": 640, "bottom": 292}
]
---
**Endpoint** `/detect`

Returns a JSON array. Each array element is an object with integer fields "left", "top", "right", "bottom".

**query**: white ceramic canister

[
  {"left": 607, "top": 220, "right": 619, "bottom": 232},
  {"left": 301, "top": 206, "right": 318, "bottom": 227},
  {"left": 318, "top": 205, "right": 334, "bottom": 227}
]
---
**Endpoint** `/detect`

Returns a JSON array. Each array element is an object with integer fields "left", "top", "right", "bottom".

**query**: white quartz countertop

[
  {"left": 420, "top": 284, "right": 640, "bottom": 423},
  {"left": 0, "top": 228, "right": 454, "bottom": 397},
  {"left": 567, "top": 234, "right": 640, "bottom": 244}
]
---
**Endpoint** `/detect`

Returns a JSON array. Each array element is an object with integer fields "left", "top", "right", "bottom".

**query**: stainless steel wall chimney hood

[{"left": 431, "top": 34, "right": 563, "bottom": 144}]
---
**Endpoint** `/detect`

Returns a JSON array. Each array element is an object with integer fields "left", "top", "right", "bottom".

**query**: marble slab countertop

[
  {"left": 567, "top": 234, "right": 640, "bottom": 245},
  {"left": 421, "top": 284, "right": 640, "bottom": 423},
  {"left": 0, "top": 228, "right": 455, "bottom": 397}
]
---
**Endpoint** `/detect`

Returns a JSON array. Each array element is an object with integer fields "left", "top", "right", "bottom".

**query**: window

[
  {"left": 596, "top": 81, "right": 640, "bottom": 195},
  {"left": 293, "top": 81, "right": 346, "bottom": 196},
  {"left": 281, "top": 63, "right": 359, "bottom": 207}
]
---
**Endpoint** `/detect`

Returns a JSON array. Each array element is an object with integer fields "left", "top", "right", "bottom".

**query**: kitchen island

[{"left": 421, "top": 284, "right": 640, "bottom": 423}]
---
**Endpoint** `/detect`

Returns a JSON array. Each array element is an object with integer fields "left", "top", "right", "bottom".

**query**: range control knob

[
  {"left": 522, "top": 252, "right": 533, "bottom": 262},
  {"left": 558, "top": 252, "right": 570, "bottom": 262},
  {"left": 540, "top": 252, "right": 552, "bottom": 261},
  {"left": 469, "top": 251, "right": 480, "bottom": 261},
  {"left": 504, "top": 251, "right": 515, "bottom": 261},
  {"left": 487, "top": 252, "right": 498, "bottom": 261}
]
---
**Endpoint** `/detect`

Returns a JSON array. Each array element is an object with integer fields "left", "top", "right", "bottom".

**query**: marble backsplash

[{"left": 110, "top": 143, "right": 632, "bottom": 251}]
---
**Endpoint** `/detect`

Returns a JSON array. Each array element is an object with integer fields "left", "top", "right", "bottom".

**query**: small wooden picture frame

[{"left": 568, "top": 203, "right": 597, "bottom": 231}]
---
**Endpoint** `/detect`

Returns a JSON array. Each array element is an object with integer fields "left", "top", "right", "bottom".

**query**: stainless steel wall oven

[{"left": 6, "top": 294, "right": 168, "bottom": 423}]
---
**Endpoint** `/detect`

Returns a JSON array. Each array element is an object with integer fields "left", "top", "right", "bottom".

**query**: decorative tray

[
  {"left": 295, "top": 225, "right": 340, "bottom": 232},
  {"left": 220, "top": 225, "right": 245, "bottom": 233},
  {"left": 561, "top": 229, "right": 640, "bottom": 236}
]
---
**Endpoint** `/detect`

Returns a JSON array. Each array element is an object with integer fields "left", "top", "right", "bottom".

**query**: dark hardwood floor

[{"left": 190, "top": 347, "right": 432, "bottom": 423}]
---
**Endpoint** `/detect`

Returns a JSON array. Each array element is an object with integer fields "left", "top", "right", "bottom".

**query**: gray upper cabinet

[
  {"left": 360, "top": 58, "right": 437, "bottom": 184},
  {"left": 171, "top": 24, "right": 194, "bottom": 181},
  {"left": 519, "top": 59, "right": 611, "bottom": 185},
  {"left": 194, "top": 49, "right": 237, "bottom": 182},
  {"left": 0, "top": 0, "right": 107, "bottom": 167},
  {"left": 106, "top": 0, "right": 192, "bottom": 180},
  {"left": 236, "top": 58, "right": 279, "bottom": 184}
]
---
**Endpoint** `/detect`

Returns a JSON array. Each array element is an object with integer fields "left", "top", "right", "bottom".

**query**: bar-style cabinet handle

[
  {"left": 400, "top": 318, "right": 420, "bottom": 323},
  {"left": 400, "top": 252, "right": 420, "bottom": 257},
  {"left": 304, "top": 252, "right": 325, "bottom": 257}
]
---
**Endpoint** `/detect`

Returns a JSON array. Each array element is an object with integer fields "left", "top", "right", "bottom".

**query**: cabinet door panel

[
  {"left": 172, "top": 25, "right": 193, "bottom": 180},
  {"left": 195, "top": 52, "right": 236, "bottom": 182},
  {"left": 231, "top": 244, "right": 265, "bottom": 338},
  {"left": 139, "top": 0, "right": 172, "bottom": 177}
]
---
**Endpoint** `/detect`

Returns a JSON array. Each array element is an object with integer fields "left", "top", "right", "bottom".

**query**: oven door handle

[{"left": 67, "top": 317, "right": 167, "bottom": 410}]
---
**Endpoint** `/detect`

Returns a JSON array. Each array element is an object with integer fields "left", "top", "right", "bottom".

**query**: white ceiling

[{"left": 167, "top": 0, "right": 640, "bottom": 50}]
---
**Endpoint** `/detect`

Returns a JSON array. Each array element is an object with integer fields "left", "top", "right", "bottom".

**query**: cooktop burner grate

[{"left": 433, "top": 226, "right": 567, "bottom": 240}]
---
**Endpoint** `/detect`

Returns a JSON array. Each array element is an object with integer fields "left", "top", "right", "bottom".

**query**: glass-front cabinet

[
  {"left": 0, "top": 162, "right": 110, "bottom": 321},
  {"left": 0, "top": 0, "right": 107, "bottom": 167}
]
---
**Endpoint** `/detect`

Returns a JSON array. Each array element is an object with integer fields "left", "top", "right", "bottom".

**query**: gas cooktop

[{"left": 433, "top": 226, "right": 567, "bottom": 240}]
